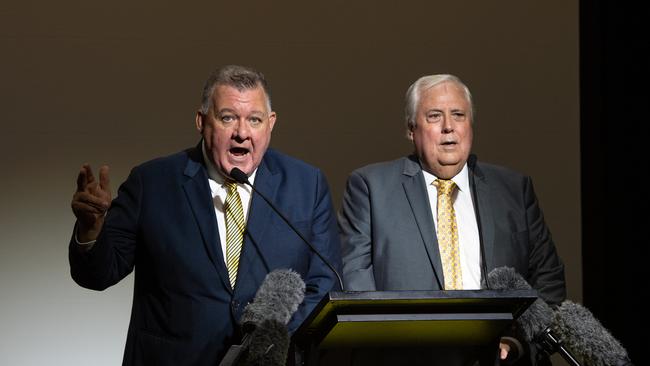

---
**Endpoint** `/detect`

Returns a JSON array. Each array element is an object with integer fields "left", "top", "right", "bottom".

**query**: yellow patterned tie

[
  {"left": 433, "top": 179, "right": 463, "bottom": 290},
  {"left": 225, "top": 181, "right": 245, "bottom": 288}
]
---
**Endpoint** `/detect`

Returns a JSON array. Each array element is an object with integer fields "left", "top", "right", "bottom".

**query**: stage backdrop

[{"left": 0, "top": 1, "right": 578, "bottom": 365}]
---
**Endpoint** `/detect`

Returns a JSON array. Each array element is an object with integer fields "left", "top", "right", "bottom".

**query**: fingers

[
  {"left": 76, "top": 164, "right": 111, "bottom": 194},
  {"left": 72, "top": 164, "right": 111, "bottom": 227},
  {"left": 73, "top": 191, "right": 110, "bottom": 213},
  {"left": 500, "top": 347, "right": 508, "bottom": 360},
  {"left": 84, "top": 164, "right": 96, "bottom": 184},
  {"left": 71, "top": 200, "right": 106, "bottom": 217},
  {"left": 76, "top": 164, "right": 88, "bottom": 192},
  {"left": 499, "top": 342, "right": 510, "bottom": 360},
  {"left": 99, "top": 165, "right": 110, "bottom": 192},
  {"left": 76, "top": 164, "right": 95, "bottom": 192}
]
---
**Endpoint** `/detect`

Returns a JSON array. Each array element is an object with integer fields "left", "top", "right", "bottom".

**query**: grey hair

[
  {"left": 404, "top": 74, "right": 474, "bottom": 133},
  {"left": 200, "top": 65, "right": 272, "bottom": 114}
]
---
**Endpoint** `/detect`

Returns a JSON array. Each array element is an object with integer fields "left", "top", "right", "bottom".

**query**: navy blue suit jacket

[{"left": 69, "top": 145, "right": 341, "bottom": 365}]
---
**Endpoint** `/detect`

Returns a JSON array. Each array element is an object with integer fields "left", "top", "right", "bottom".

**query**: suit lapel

[
  {"left": 182, "top": 148, "right": 232, "bottom": 293},
  {"left": 401, "top": 156, "right": 445, "bottom": 289},
  {"left": 236, "top": 157, "right": 279, "bottom": 287},
  {"left": 471, "top": 163, "right": 496, "bottom": 274}
]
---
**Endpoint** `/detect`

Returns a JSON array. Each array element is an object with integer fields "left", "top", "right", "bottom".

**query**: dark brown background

[{"left": 0, "top": 1, "right": 580, "bottom": 364}]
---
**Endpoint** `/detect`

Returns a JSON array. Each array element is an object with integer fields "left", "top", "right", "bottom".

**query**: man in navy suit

[{"left": 70, "top": 65, "right": 341, "bottom": 365}]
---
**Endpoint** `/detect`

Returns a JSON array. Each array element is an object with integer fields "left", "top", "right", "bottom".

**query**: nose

[
  {"left": 233, "top": 119, "right": 251, "bottom": 141},
  {"left": 441, "top": 113, "right": 454, "bottom": 133}
]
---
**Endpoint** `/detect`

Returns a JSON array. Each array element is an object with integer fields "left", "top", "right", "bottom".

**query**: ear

[
  {"left": 195, "top": 111, "right": 204, "bottom": 133},
  {"left": 268, "top": 111, "right": 277, "bottom": 131},
  {"left": 407, "top": 128, "right": 414, "bottom": 141}
]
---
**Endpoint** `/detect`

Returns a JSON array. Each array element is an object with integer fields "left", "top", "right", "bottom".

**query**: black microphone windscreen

[
  {"left": 552, "top": 300, "right": 631, "bottom": 366},
  {"left": 487, "top": 266, "right": 532, "bottom": 291},
  {"left": 240, "top": 269, "right": 306, "bottom": 326},
  {"left": 241, "top": 319, "right": 290, "bottom": 366},
  {"left": 230, "top": 168, "right": 250, "bottom": 184},
  {"left": 487, "top": 267, "right": 553, "bottom": 341}
]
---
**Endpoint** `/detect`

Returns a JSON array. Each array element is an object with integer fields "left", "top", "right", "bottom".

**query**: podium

[{"left": 291, "top": 290, "right": 537, "bottom": 366}]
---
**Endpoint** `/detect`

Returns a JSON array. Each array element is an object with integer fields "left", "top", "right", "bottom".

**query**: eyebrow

[
  {"left": 217, "top": 108, "right": 267, "bottom": 117},
  {"left": 216, "top": 108, "right": 237, "bottom": 115},
  {"left": 424, "top": 108, "right": 466, "bottom": 113}
]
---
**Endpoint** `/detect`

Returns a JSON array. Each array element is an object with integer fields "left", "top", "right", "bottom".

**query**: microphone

[
  {"left": 219, "top": 269, "right": 306, "bottom": 366},
  {"left": 241, "top": 319, "right": 291, "bottom": 366},
  {"left": 240, "top": 268, "right": 306, "bottom": 326},
  {"left": 229, "top": 167, "right": 344, "bottom": 291},
  {"left": 488, "top": 266, "right": 581, "bottom": 365},
  {"left": 552, "top": 301, "right": 633, "bottom": 366},
  {"left": 488, "top": 267, "right": 633, "bottom": 366}
]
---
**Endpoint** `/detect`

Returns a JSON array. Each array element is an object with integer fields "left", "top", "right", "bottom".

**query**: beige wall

[{"left": 0, "top": 1, "right": 579, "bottom": 364}]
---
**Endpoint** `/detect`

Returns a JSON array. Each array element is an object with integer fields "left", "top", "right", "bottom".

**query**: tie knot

[
  {"left": 226, "top": 181, "right": 238, "bottom": 193},
  {"left": 434, "top": 179, "right": 456, "bottom": 196}
]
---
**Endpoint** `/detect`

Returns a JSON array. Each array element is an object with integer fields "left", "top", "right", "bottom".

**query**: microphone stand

[
  {"left": 537, "top": 328, "right": 581, "bottom": 366},
  {"left": 230, "top": 168, "right": 345, "bottom": 291}
]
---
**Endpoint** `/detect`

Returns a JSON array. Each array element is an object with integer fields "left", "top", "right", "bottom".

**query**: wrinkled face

[
  {"left": 196, "top": 85, "right": 276, "bottom": 177},
  {"left": 408, "top": 81, "right": 473, "bottom": 179}
]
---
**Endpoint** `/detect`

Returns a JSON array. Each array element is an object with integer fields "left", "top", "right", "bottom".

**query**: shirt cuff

[{"left": 74, "top": 223, "right": 97, "bottom": 249}]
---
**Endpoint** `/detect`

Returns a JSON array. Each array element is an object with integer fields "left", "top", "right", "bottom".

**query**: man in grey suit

[{"left": 339, "top": 74, "right": 565, "bottom": 365}]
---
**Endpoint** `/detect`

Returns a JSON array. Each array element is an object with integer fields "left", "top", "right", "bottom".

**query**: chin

[
  {"left": 438, "top": 153, "right": 465, "bottom": 165},
  {"left": 215, "top": 163, "right": 236, "bottom": 177},
  {"left": 230, "top": 163, "right": 254, "bottom": 175}
]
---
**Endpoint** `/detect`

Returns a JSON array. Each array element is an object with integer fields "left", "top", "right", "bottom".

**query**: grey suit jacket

[{"left": 339, "top": 155, "right": 565, "bottom": 305}]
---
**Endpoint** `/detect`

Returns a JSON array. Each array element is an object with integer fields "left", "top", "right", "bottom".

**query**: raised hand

[{"left": 71, "top": 164, "right": 112, "bottom": 242}]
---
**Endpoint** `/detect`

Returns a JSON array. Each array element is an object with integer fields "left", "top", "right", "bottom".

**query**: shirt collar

[{"left": 422, "top": 163, "right": 470, "bottom": 193}]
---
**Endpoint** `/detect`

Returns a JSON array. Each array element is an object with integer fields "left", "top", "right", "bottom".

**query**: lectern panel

[
  {"left": 294, "top": 290, "right": 536, "bottom": 349},
  {"left": 320, "top": 313, "right": 513, "bottom": 348}
]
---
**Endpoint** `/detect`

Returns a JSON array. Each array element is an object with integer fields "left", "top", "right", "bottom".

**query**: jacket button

[{"left": 231, "top": 300, "right": 240, "bottom": 313}]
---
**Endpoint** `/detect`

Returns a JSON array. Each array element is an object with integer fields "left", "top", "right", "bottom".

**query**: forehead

[
  {"left": 418, "top": 82, "right": 469, "bottom": 109},
  {"left": 212, "top": 85, "right": 269, "bottom": 111}
]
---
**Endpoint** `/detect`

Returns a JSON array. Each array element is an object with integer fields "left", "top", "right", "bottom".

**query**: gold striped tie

[
  {"left": 433, "top": 179, "right": 462, "bottom": 290},
  {"left": 225, "top": 181, "right": 245, "bottom": 287}
]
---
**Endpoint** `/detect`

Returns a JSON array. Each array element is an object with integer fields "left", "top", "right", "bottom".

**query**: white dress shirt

[{"left": 423, "top": 164, "right": 482, "bottom": 289}]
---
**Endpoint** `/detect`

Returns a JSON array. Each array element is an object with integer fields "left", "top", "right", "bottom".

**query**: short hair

[
  {"left": 200, "top": 65, "right": 272, "bottom": 114},
  {"left": 404, "top": 74, "right": 474, "bottom": 133}
]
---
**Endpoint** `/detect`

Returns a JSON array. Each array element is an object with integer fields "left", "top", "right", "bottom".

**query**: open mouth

[
  {"left": 441, "top": 141, "right": 457, "bottom": 146},
  {"left": 229, "top": 147, "right": 250, "bottom": 157}
]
